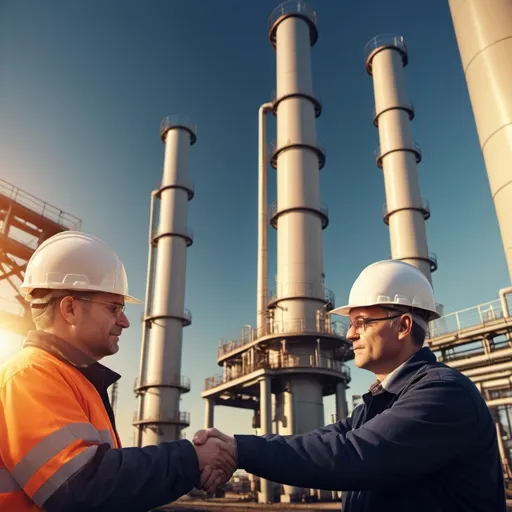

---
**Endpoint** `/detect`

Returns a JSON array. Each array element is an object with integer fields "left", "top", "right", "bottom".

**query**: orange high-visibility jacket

[{"left": 0, "top": 339, "right": 120, "bottom": 511}]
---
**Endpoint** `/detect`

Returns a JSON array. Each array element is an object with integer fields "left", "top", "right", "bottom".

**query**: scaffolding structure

[{"left": 0, "top": 178, "right": 82, "bottom": 336}]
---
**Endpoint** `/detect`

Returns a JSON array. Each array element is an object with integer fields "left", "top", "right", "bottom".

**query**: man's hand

[{"left": 192, "top": 428, "right": 237, "bottom": 493}]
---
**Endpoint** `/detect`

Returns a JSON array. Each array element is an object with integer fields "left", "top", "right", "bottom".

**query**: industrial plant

[{"left": 0, "top": 0, "right": 512, "bottom": 508}]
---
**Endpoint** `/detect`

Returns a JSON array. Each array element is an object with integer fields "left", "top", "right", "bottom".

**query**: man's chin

[
  {"left": 107, "top": 336, "right": 120, "bottom": 355},
  {"left": 353, "top": 352, "right": 368, "bottom": 369}
]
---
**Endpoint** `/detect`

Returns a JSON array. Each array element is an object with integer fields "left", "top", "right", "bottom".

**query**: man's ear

[
  {"left": 397, "top": 314, "right": 413, "bottom": 340},
  {"left": 59, "top": 296, "right": 77, "bottom": 326}
]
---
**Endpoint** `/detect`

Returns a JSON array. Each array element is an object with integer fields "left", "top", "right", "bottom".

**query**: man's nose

[
  {"left": 346, "top": 324, "right": 358, "bottom": 342},
  {"left": 117, "top": 311, "right": 130, "bottom": 328}
]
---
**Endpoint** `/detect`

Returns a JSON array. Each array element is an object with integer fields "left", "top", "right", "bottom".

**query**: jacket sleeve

[
  {"left": 234, "top": 375, "right": 479, "bottom": 491},
  {"left": 0, "top": 362, "right": 199, "bottom": 512},
  {"left": 305, "top": 414, "right": 353, "bottom": 437}
]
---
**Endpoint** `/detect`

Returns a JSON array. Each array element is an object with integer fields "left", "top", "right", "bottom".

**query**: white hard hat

[
  {"left": 20, "top": 231, "right": 141, "bottom": 304},
  {"left": 329, "top": 259, "right": 440, "bottom": 321}
]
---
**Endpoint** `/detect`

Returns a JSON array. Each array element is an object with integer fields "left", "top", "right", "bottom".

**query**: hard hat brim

[
  {"left": 328, "top": 302, "right": 441, "bottom": 321},
  {"left": 125, "top": 294, "right": 142, "bottom": 304},
  {"left": 328, "top": 305, "right": 351, "bottom": 317}
]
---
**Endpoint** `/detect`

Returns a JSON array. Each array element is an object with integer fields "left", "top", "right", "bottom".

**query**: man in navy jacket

[{"left": 193, "top": 260, "right": 507, "bottom": 511}]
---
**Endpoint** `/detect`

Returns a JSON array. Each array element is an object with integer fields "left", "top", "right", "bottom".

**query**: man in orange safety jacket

[{"left": 0, "top": 231, "right": 236, "bottom": 511}]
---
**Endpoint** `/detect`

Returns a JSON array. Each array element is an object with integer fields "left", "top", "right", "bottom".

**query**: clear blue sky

[{"left": 0, "top": 0, "right": 509, "bottom": 446}]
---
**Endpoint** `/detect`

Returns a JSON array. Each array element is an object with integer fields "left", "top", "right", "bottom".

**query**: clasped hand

[{"left": 192, "top": 428, "right": 237, "bottom": 493}]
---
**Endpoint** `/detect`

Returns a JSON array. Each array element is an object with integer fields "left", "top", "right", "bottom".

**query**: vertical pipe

[
  {"left": 134, "top": 190, "right": 158, "bottom": 447},
  {"left": 259, "top": 376, "right": 273, "bottom": 503},
  {"left": 365, "top": 35, "right": 435, "bottom": 284},
  {"left": 448, "top": 0, "right": 512, "bottom": 282},
  {"left": 135, "top": 115, "right": 196, "bottom": 445},
  {"left": 335, "top": 382, "right": 348, "bottom": 420},
  {"left": 257, "top": 103, "right": 273, "bottom": 333},
  {"left": 204, "top": 398, "right": 214, "bottom": 429}
]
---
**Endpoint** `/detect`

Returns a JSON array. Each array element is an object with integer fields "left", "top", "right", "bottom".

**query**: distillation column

[
  {"left": 269, "top": 2, "right": 327, "bottom": 502},
  {"left": 448, "top": 0, "right": 512, "bottom": 282},
  {"left": 365, "top": 35, "right": 436, "bottom": 284},
  {"left": 133, "top": 115, "right": 196, "bottom": 445}
]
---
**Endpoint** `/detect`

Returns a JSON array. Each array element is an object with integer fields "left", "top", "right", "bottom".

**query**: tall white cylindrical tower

[
  {"left": 269, "top": 2, "right": 328, "bottom": 501},
  {"left": 269, "top": 2, "right": 327, "bottom": 333},
  {"left": 365, "top": 35, "right": 436, "bottom": 284},
  {"left": 448, "top": 0, "right": 512, "bottom": 282},
  {"left": 133, "top": 115, "right": 195, "bottom": 445}
]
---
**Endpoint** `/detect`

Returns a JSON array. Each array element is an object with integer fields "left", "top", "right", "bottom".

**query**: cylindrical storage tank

[
  {"left": 365, "top": 35, "right": 435, "bottom": 284},
  {"left": 448, "top": 0, "right": 512, "bottom": 281},
  {"left": 135, "top": 115, "right": 196, "bottom": 445}
]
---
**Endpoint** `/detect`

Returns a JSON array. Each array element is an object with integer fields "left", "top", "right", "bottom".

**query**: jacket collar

[
  {"left": 24, "top": 330, "right": 121, "bottom": 389},
  {"left": 382, "top": 346, "right": 436, "bottom": 395}
]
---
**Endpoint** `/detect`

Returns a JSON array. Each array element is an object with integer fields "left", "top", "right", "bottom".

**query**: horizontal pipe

[
  {"left": 446, "top": 348, "right": 512, "bottom": 370},
  {"left": 486, "top": 398, "right": 512, "bottom": 408},
  {"left": 463, "top": 361, "right": 512, "bottom": 378},
  {"left": 468, "top": 371, "right": 512, "bottom": 383},
  {"left": 480, "top": 377, "right": 512, "bottom": 390}
]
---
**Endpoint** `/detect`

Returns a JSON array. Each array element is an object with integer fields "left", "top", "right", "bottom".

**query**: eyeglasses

[
  {"left": 76, "top": 297, "right": 126, "bottom": 318},
  {"left": 348, "top": 312, "right": 404, "bottom": 333}
]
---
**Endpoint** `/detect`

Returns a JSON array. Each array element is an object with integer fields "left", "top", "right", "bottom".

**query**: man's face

[
  {"left": 74, "top": 292, "right": 130, "bottom": 359},
  {"left": 346, "top": 306, "right": 403, "bottom": 373}
]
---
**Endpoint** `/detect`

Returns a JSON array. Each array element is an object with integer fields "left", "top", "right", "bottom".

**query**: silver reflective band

[
  {"left": 11, "top": 422, "right": 100, "bottom": 487},
  {"left": 98, "top": 429, "right": 114, "bottom": 447},
  {"left": 32, "top": 445, "right": 98, "bottom": 507},
  {"left": 0, "top": 469, "right": 20, "bottom": 493}
]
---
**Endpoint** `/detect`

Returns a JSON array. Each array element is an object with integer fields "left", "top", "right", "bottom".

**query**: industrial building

[{"left": 0, "top": 0, "right": 512, "bottom": 507}]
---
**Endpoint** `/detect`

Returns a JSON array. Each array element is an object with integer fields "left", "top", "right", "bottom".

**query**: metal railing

[
  {"left": 133, "top": 411, "right": 190, "bottom": 425},
  {"left": 0, "top": 178, "right": 82, "bottom": 231},
  {"left": 160, "top": 115, "right": 197, "bottom": 140},
  {"left": 133, "top": 374, "right": 191, "bottom": 392},
  {"left": 363, "top": 34, "right": 407, "bottom": 64},
  {"left": 269, "top": 199, "right": 328, "bottom": 219},
  {"left": 205, "top": 354, "right": 350, "bottom": 391},
  {"left": 269, "top": 1, "right": 317, "bottom": 31},
  {"left": 217, "top": 318, "right": 348, "bottom": 358},
  {"left": 427, "top": 299, "right": 508, "bottom": 339}
]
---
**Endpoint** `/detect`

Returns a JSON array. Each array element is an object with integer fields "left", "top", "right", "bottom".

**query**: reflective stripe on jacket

[{"left": 0, "top": 336, "right": 120, "bottom": 510}]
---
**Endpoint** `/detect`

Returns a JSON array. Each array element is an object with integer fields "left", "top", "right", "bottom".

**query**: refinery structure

[{"left": 1, "top": 0, "right": 512, "bottom": 506}]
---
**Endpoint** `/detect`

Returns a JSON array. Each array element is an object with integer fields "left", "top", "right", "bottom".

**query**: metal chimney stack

[
  {"left": 133, "top": 115, "right": 196, "bottom": 446},
  {"left": 448, "top": 0, "right": 512, "bottom": 282},
  {"left": 365, "top": 35, "right": 436, "bottom": 284}
]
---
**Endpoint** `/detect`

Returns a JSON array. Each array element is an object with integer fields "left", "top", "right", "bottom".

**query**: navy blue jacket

[
  {"left": 235, "top": 347, "right": 507, "bottom": 511},
  {"left": 25, "top": 331, "right": 200, "bottom": 512}
]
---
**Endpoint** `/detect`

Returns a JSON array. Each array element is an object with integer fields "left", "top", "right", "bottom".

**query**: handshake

[{"left": 191, "top": 428, "right": 238, "bottom": 493}]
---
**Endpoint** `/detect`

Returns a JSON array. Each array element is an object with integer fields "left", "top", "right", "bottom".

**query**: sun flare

[{"left": 0, "top": 329, "right": 24, "bottom": 365}]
